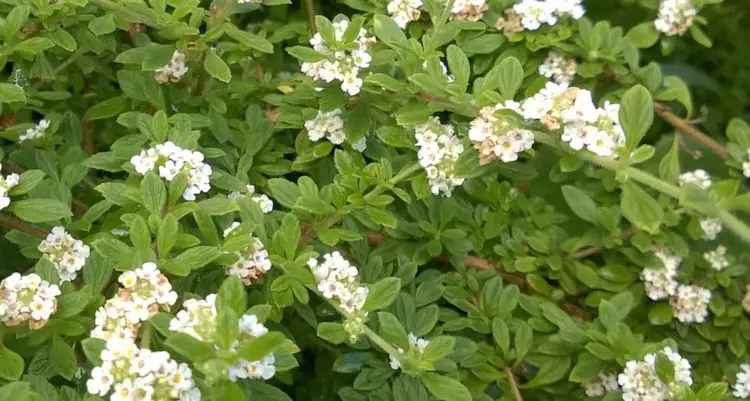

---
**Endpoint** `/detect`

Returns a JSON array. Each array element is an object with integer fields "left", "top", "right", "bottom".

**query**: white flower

[
  {"left": 38, "top": 226, "right": 90, "bottom": 282},
  {"left": 678, "top": 169, "right": 712, "bottom": 189},
  {"left": 0, "top": 273, "right": 59, "bottom": 329},
  {"left": 583, "top": 372, "right": 619, "bottom": 397},
  {"left": 618, "top": 346, "right": 691, "bottom": 401},
  {"left": 670, "top": 284, "right": 711, "bottom": 324},
  {"left": 305, "top": 109, "right": 365, "bottom": 150},
  {"left": 389, "top": 333, "right": 430, "bottom": 371},
  {"left": 469, "top": 103, "right": 535, "bottom": 165},
  {"left": 654, "top": 0, "right": 696, "bottom": 36},
  {"left": 539, "top": 51, "right": 577, "bottom": 84},
  {"left": 704, "top": 246, "right": 729, "bottom": 271},
  {"left": 641, "top": 250, "right": 681, "bottom": 301},
  {"left": 414, "top": 117, "right": 465, "bottom": 197},
  {"left": 700, "top": 218, "right": 722, "bottom": 240},
  {"left": 734, "top": 364, "right": 750, "bottom": 398},
  {"left": 309, "top": 252, "right": 368, "bottom": 313},
  {"left": 130, "top": 142, "right": 212, "bottom": 201},
  {"left": 155, "top": 51, "right": 189, "bottom": 83},
  {"left": 19, "top": 119, "right": 50, "bottom": 142}
]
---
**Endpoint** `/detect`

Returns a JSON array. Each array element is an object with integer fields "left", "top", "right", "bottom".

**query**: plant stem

[
  {"left": 303, "top": 0, "right": 316, "bottom": 35},
  {"left": 654, "top": 102, "right": 728, "bottom": 159},
  {"left": 436, "top": 0, "right": 457, "bottom": 28},
  {"left": 504, "top": 366, "right": 524, "bottom": 401},
  {"left": 0, "top": 214, "right": 47, "bottom": 238},
  {"left": 534, "top": 131, "right": 750, "bottom": 243}
]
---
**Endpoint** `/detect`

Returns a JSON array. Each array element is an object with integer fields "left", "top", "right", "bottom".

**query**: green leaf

[
  {"left": 620, "top": 85, "right": 654, "bottom": 150},
  {"left": 204, "top": 51, "right": 232, "bottom": 83},
  {"left": 268, "top": 178, "right": 300, "bottom": 209},
  {"left": 696, "top": 383, "right": 727, "bottom": 401},
  {"left": 648, "top": 303, "right": 673, "bottom": 325},
  {"left": 162, "top": 246, "right": 222, "bottom": 275},
  {"left": 377, "top": 312, "right": 409, "bottom": 349},
  {"left": 420, "top": 373, "right": 471, "bottom": 401},
  {"left": 0, "top": 83, "right": 27, "bottom": 104},
  {"left": 56, "top": 292, "right": 93, "bottom": 318},
  {"left": 627, "top": 22, "right": 659, "bottom": 48},
  {"left": 317, "top": 322, "right": 347, "bottom": 344},
  {"left": 9, "top": 170, "right": 45, "bottom": 196},
  {"left": 367, "top": 207, "right": 397, "bottom": 228},
  {"left": 157, "top": 213, "right": 178, "bottom": 257},
  {"left": 654, "top": 352, "right": 675, "bottom": 384},
  {"left": 496, "top": 57, "right": 524, "bottom": 99},
  {"left": 422, "top": 336, "right": 455, "bottom": 362},
  {"left": 88, "top": 14, "right": 116, "bottom": 36},
  {"left": 237, "top": 332, "right": 286, "bottom": 361},
  {"left": 244, "top": 380, "right": 293, "bottom": 401},
  {"left": 9, "top": 199, "right": 72, "bottom": 223},
  {"left": 658, "top": 135, "right": 681, "bottom": 182},
  {"left": 4, "top": 5, "right": 29, "bottom": 43},
  {"left": 140, "top": 172, "right": 167, "bottom": 216},
  {"left": 373, "top": 15, "right": 406, "bottom": 42},
  {"left": 286, "top": 46, "right": 327, "bottom": 62},
  {"left": 81, "top": 338, "right": 106, "bottom": 365},
  {"left": 362, "top": 277, "right": 401, "bottom": 312},
  {"left": 14, "top": 37, "right": 55, "bottom": 55},
  {"left": 620, "top": 183, "right": 663, "bottom": 234},
  {"left": 165, "top": 333, "right": 216, "bottom": 362},
  {"left": 514, "top": 322, "right": 533, "bottom": 363},
  {"left": 225, "top": 25, "right": 274, "bottom": 53},
  {"left": 561, "top": 186, "right": 597, "bottom": 224},
  {"left": 217, "top": 276, "right": 247, "bottom": 315},
  {"left": 690, "top": 25, "right": 712, "bottom": 47},
  {"left": 446, "top": 45, "right": 469, "bottom": 89},
  {"left": 492, "top": 318, "right": 510, "bottom": 357},
  {"left": 0, "top": 382, "right": 30, "bottom": 401},
  {"left": 0, "top": 346, "right": 24, "bottom": 381},
  {"left": 727, "top": 118, "right": 750, "bottom": 148},
  {"left": 84, "top": 96, "right": 127, "bottom": 121},
  {"left": 50, "top": 336, "right": 77, "bottom": 380},
  {"left": 212, "top": 380, "right": 245, "bottom": 401}
]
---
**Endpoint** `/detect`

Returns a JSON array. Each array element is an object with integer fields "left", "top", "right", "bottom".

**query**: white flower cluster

[
  {"left": 155, "top": 51, "right": 189, "bottom": 84},
  {"left": 469, "top": 101, "right": 535, "bottom": 164},
  {"left": 618, "top": 346, "right": 692, "bottom": 401},
  {"left": 523, "top": 82, "right": 625, "bottom": 157},
  {"left": 169, "top": 294, "right": 277, "bottom": 381},
  {"left": 0, "top": 163, "right": 19, "bottom": 210},
  {"left": 699, "top": 218, "right": 722, "bottom": 241},
  {"left": 389, "top": 333, "right": 429, "bottom": 370},
  {"left": 734, "top": 364, "right": 750, "bottom": 398},
  {"left": 300, "top": 20, "right": 374, "bottom": 96},
  {"left": 304, "top": 109, "right": 366, "bottom": 152},
  {"left": 228, "top": 184, "right": 273, "bottom": 214},
  {"left": 0, "top": 273, "right": 60, "bottom": 330},
  {"left": 387, "top": 0, "right": 422, "bottom": 28},
  {"left": 670, "top": 284, "right": 711, "bottom": 324},
  {"left": 678, "top": 169, "right": 712, "bottom": 189},
  {"left": 512, "top": 0, "right": 585, "bottom": 31},
  {"left": 222, "top": 222, "right": 272, "bottom": 286},
  {"left": 415, "top": 117, "right": 465, "bottom": 197},
  {"left": 91, "top": 263, "right": 178, "bottom": 342},
  {"left": 450, "top": 0, "right": 488, "bottom": 22},
  {"left": 654, "top": 0, "right": 696, "bottom": 37},
  {"left": 307, "top": 252, "right": 369, "bottom": 313},
  {"left": 538, "top": 51, "right": 577, "bottom": 84},
  {"left": 582, "top": 372, "right": 619, "bottom": 397},
  {"left": 38, "top": 226, "right": 90, "bottom": 282},
  {"left": 641, "top": 250, "right": 681, "bottom": 301},
  {"left": 130, "top": 141, "right": 212, "bottom": 201},
  {"left": 20, "top": 119, "right": 50, "bottom": 142},
  {"left": 704, "top": 245, "right": 729, "bottom": 271},
  {"left": 86, "top": 337, "right": 200, "bottom": 401}
]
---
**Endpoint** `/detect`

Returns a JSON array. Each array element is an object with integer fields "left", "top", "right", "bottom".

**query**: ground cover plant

[{"left": 0, "top": 0, "right": 750, "bottom": 400}]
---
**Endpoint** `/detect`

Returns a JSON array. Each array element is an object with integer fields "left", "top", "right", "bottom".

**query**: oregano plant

[{"left": 0, "top": 0, "right": 747, "bottom": 401}]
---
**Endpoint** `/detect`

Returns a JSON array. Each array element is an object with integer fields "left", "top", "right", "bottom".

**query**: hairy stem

[
  {"left": 654, "top": 102, "right": 728, "bottom": 159},
  {"left": 504, "top": 366, "right": 524, "bottom": 401}
]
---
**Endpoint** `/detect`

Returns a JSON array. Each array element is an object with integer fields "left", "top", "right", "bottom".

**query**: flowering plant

[{"left": 0, "top": 0, "right": 748, "bottom": 401}]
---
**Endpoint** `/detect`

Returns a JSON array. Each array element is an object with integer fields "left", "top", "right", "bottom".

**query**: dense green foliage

[{"left": 0, "top": 0, "right": 750, "bottom": 401}]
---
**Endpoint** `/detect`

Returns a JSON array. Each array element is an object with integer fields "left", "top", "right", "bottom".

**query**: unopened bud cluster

[
  {"left": 678, "top": 169, "right": 712, "bottom": 189},
  {"left": 91, "top": 263, "right": 177, "bottom": 342},
  {"left": 228, "top": 184, "right": 273, "bottom": 214},
  {"left": 130, "top": 141, "right": 212, "bottom": 201},
  {"left": 0, "top": 163, "right": 19, "bottom": 210},
  {"left": 155, "top": 51, "right": 189, "bottom": 84},
  {"left": 450, "top": 0, "right": 488, "bottom": 22},
  {"left": 387, "top": 0, "right": 422, "bottom": 28},
  {"left": 300, "top": 20, "right": 375, "bottom": 96},
  {"left": 618, "top": 346, "right": 692, "bottom": 401},
  {"left": 0, "top": 273, "right": 60, "bottom": 330},
  {"left": 168, "top": 294, "right": 277, "bottom": 381},
  {"left": 703, "top": 245, "right": 729, "bottom": 271},
  {"left": 415, "top": 116, "right": 465, "bottom": 197},
  {"left": 524, "top": 82, "right": 625, "bottom": 157},
  {"left": 38, "top": 226, "right": 90, "bottom": 282},
  {"left": 308, "top": 252, "right": 369, "bottom": 314},
  {"left": 654, "top": 0, "right": 696, "bottom": 37},
  {"left": 222, "top": 222, "right": 272, "bottom": 286},
  {"left": 699, "top": 218, "right": 723, "bottom": 241},
  {"left": 20, "top": 119, "right": 50, "bottom": 142},
  {"left": 469, "top": 101, "right": 535, "bottom": 164},
  {"left": 538, "top": 51, "right": 577, "bottom": 85},
  {"left": 305, "top": 109, "right": 366, "bottom": 152},
  {"left": 389, "top": 333, "right": 429, "bottom": 370},
  {"left": 86, "top": 338, "right": 200, "bottom": 401}
]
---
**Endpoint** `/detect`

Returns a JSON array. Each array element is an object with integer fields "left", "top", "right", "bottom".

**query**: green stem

[
  {"left": 436, "top": 0, "right": 457, "bottom": 28},
  {"left": 364, "top": 162, "right": 423, "bottom": 202},
  {"left": 534, "top": 131, "right": 750, "bottom": 243}
]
